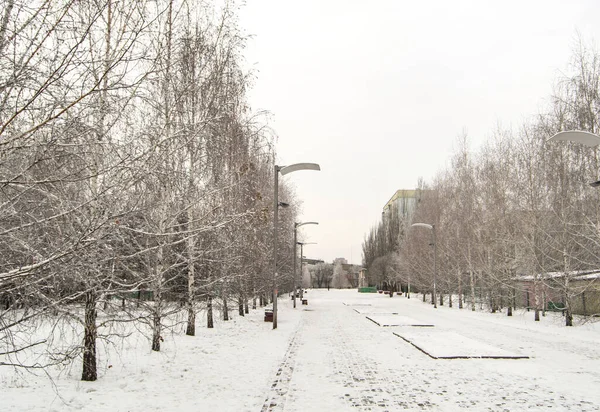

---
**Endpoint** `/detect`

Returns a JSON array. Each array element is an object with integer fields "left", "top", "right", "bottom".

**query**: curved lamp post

[
  {"left": 548, "top": 130, "right": 600, "bottom": 186},
  {"left": 273, "top": 163, "right": 320, "bottom": 329},
  {"left": 293, "top": 222, "right": 318, "bottom": 308},
  {"left": 411, "top": 222, "right": 437, "bottom": 309}
]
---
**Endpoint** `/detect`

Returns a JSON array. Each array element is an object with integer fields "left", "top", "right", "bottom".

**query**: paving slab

[
  {"left": 366, "top": 314, "right": 433, "bottom": 327},
  {"left": 353, "top": 308, "right": 398, "bottom": 315},
  {"left": 394, "top": 329, "right": 529, "bottom": 359}
]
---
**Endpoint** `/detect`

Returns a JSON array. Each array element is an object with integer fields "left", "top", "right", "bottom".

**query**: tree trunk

[
  {"left": 152, "top": 310, "right": 162, "bottom": 351},
  {"left": 223, "top": 290, "right": 229, "bottom": 321},
  {"left": 186, "top": 304, "right": 195, "bottom": 336},
  {"left": 469, "top": 270, "right": 476, "bottom": 311},
  {"left": 565, "top": 288, "right": 573, "bottom": 326},
  {"left": 207, "top": 294, "right": 214, "bottom": 328},
  {"left": 185, "top": 232, "right": 195, "bottom": 336},
  {"left": 458, "top": 268, "right": 463, "bottom": 309},
  {"left": 534, "top": 279, "right": 540, "bottom": 322},
  {"left": 468, "top": 243, "right": 476, "bottom": 311},
  {"left": 508, "top": 285, "right": 515, "bottom": 316},
  {"left": 152, "top": 245, "right": 164, "bottom": 351},
  {"left": 565, "top": 307, "right": 573, "bottom": 326},
  {"left": 542, "top": 290, "right": 546, "bottom": 317},
  {"left": 238, "top": 294, "right": 244, "bottom": 316},
  {"left": 82, "top": 290, "right": 97, "bottom": 381}
]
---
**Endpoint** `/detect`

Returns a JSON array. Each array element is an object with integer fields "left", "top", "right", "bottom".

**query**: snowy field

[{"left": 3, "top": 289, "right": 600, "bottom": 411}]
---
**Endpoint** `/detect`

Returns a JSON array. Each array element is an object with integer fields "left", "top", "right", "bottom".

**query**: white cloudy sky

[{"left": 238, "top": 0, "right": 600, "bottom": 265}]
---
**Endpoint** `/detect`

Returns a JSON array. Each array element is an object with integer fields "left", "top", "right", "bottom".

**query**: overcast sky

[{"left": 238, "top": 0, "right": 600, "bottom": 265}]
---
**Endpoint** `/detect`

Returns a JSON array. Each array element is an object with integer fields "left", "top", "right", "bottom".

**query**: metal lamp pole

[
  {"left": 272, "top": 163, "right": 320, "bottom": 329},
  {"left": 296, "top": 241, "right": 316, "bottom": 299},
  {"left": 293, "top": 222, "right": 318, "bottom": 308},
  {"left": 411, "top": 223, "right": 437, "bottom": 309}
]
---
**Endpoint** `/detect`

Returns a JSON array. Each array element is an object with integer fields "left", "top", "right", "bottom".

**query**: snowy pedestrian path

[
  {"left": 264, "top": 290, "right": 600, "bottom": 411},
  {"left": 3, "top": 289, "right": 600, "bottom": 411}
]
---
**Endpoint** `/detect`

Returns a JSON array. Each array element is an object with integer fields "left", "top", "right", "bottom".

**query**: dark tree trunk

[
  {"left": 565, "top": 290, "right": 573, "bottom": 326},
  {"left": 238, "top": 295, "right": 244, "bottom": 316},
  {"left": 534, "top": 309, "right": 540, "bottom": 322},
  {"left": 458, "top": 270, "right": 463, "bottom": 309},
  {"left": 82, "top": 290, "right": 97, "bottom": 381},
  {"left": 152, "top": 311, "right": 161, "bottom": 351},
  {"left": 223, "top": 294, "right": 229, "bottom": 321},
  {"left": 512, "top": 287, "right": 516, "bottom": 313},
  {"left": 542, "top": 291, "right": 546, "bottom": 317},
  {"left": 565, "top": 308, "right": 573, "bottom": 326},
  {"left": 151, "top": 285, "right": 162, "bottom": 351},
  {"left": 244, "top": 298, "right": 249, "bottom": 314},
  {"left": 186, "top": 304, "right": 195, "bottom": 336},
  {"left": 439, "top": 292, "right": 444, "bottom": 306},
  {"left": 207, "top": 295, "right": 214, "bottom": 328}
]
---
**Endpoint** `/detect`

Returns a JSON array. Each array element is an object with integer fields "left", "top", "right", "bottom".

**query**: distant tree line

[{"left": 363, "top": 39, "right": 600, "bottom": 324}]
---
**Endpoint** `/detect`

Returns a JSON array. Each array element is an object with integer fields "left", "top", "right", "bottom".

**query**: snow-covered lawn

[{"left": 3, "top": 289, "right": 600, "bottom": 411}]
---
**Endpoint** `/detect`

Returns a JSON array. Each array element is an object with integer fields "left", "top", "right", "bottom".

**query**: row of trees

[
  {"left": 0, "top": 0, "right": 302, "bottom": 381},
  {"left": 363, "top": 40, "right": 600, "bottom": 325}
]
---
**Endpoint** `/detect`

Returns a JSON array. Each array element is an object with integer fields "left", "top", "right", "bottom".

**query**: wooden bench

[{"left": 264, "top": 309, "right": 273, "bottom": 322}]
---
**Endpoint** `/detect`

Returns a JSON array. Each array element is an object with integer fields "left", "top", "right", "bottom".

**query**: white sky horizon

[{"left": 238, "top": 0, "right": 600, "bottom": 265}]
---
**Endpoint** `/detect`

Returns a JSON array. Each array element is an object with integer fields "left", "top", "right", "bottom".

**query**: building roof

[
  {"left": 517, "top": 270, "right": 600, "bottom": 281},
  {"left": 303, "top": 258, "right": 324, "bottom": 265},
  {"left": 383, "top": 189, "right": 419, "bottom": 212}
]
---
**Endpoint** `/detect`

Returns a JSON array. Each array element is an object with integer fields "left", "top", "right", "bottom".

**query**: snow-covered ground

[{"left": 3, "top": 289, "right": 600, "bottom": 411}]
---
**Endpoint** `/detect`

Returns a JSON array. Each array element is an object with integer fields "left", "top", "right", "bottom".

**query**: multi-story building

[{"left": 382, "top": 189, "right": 422, "bottom": 223}]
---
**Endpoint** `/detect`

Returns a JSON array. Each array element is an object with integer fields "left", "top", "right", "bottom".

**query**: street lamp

[
  {"left": 273, "top": 163, "right": 320, "bottom": 329},
  {"left": 293, "top": 222, "right": 318, "bottom": 308},
  {"left": 297, "top": 241, "right": 317, "bottom": 298},
  {"left": 411, "top": 222, "right": 437, "bottom": 309},
  {"left": 547, "top": 130, "right": 600, "bottom": 186}
]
